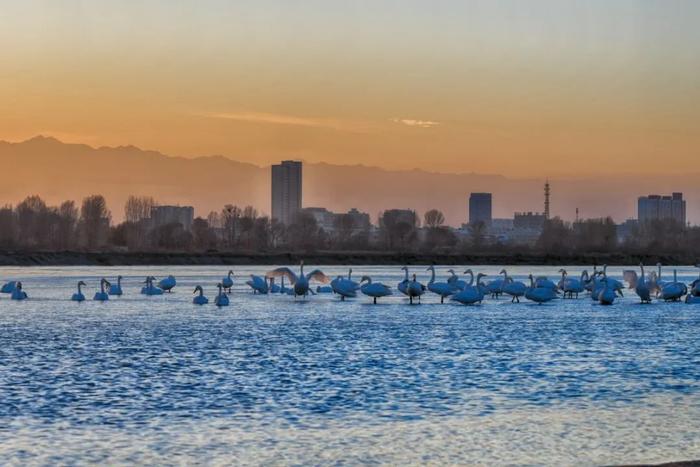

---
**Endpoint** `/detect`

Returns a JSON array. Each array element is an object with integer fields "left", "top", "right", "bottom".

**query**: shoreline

[{"left": 0, "top": 250, "right": 694, "bottom": 267}]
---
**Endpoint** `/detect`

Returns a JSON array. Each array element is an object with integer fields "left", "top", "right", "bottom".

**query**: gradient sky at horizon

[{"left": 1, "top": 0, "right": 699, "bottom": 177}]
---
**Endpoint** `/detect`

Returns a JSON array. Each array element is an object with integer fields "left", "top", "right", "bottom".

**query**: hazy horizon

[{"left": 2, "top": 0, "right": 699, "bottom": 179}]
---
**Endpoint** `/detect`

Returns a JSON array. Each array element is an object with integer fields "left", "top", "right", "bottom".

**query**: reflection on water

[{"left": 1, "top": 265, "right": 699, "bottom": 465}]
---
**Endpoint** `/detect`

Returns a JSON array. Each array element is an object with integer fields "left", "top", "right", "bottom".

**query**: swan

[
  {"left": 222, "top": 270, "right": 234, "bottom": 293},
  {"left": 426, "top": 266, "right": 455, "bottom": 303},
  {"left": 11, "top": 281, "right": 27, "bottom": 300},
  {"left": 192, "top": 285, "right": 209, "bottom": 305},
  {"left": 601, "top": 265, "right": 624, "bottom": 297},
  {"left": 623, "top": 264, "right": 652, "bottom": 304},
  {"left": 316, "top": 285, "right": 333, "bottom": 293},
  {"left": 141, "top": 276, "right": 164, "bottom": 296},
  {"left": 93, "top": 278, "right": 110, "bottom": 301},
  {"left": 485, "top": 270, "right": 508, "bottom": 299},
  {"left": 685, "top": 294, "right": 700, "bottom": 304},
  {"left": 158, "top": 275, "right": 177, "bottom": 293},
  {"left": 501, "top": 271, "right": 527, "bottom": 303},
  {"left": 525, "top": 275, "right": 557, "bottom": 304},
  {"left": 534, "top": 276, "right": 558, "bottom": 291},
  {"left": 359, "top": 276, "right": 392, "bottom": 304},
  {"left": 659, "top": 269, "right": 685, "bottom": 302},
  {"left": 109, "top": 275, "right": 123, "bottom": 296},
  {"left": 214, "top": 283, "right": 229, "bottom": 307},
  {"left": 559, "top": 269, "right": 584, "bottom": 299},
  {"left": 331, "top": 275, "right": 357, "bottom": 301},
  {"left": 266, "top": 261, "right": 331, "bottom": 299},
  {"left": 397, "top": 267, "right": 410, "bottom": 296},
  {"left": 406, "top": 274, "right": 426, "bottom": 304},
  {"left": 71, "top": 281, "right": 86, "bottom": 302},
  {"left": 1, "top": 281, "right": 17, "bottom": 294},
  {"left": 598, "top": 276, "right": 616, "bottom": 306},
  {"left": 446, "top": 269, "right": 467, "bottom": 291},
  {"left": 451, "top": 272, "right": 485, "bottom": 305},
  {"left": 690, "top": 264, "right": 700, "bottom": 297},
  {"left": 246, "top": 275, "right": 269, "bottom": 294}
]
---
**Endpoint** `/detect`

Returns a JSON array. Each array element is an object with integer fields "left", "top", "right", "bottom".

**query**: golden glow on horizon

[{"left": 1, "top": 0, "right": 699, "bottom": 177}]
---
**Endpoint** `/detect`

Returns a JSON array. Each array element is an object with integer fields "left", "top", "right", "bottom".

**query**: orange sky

[{"left": 1, "top": 1, "right": 699, "bottom": 177}]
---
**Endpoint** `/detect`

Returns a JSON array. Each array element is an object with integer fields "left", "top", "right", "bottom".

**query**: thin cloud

[
  {"left": 391, "top": 118, "right": 441, "bottom": 128},
  {"left": 196, "top": 111, "right": 372, "bottom": 133}
]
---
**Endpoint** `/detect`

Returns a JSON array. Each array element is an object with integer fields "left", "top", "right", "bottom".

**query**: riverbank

[{"left": 0, "top": 250, "right": 694, "bottom": 266}]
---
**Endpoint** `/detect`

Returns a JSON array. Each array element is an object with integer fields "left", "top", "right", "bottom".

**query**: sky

[{"left": 1, "top": 0, "right": 699, "bottom": 178}]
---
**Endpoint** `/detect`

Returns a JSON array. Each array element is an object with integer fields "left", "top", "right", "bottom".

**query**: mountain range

[{"left": 0, "top": 136, "right": 697, "bottom": 225}]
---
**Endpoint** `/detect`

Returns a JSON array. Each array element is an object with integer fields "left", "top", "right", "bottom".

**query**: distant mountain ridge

[{"left": 0, "top": 136, "right": 698, "bottom": 225}]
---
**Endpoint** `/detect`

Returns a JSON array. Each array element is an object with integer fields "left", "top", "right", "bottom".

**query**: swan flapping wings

[
  {"left": 306, "top": 269, "right": 331, "bottom": 284},
  {"left": 266, "top": 267, "right": 299, "bottom": 285},
  {"left": 622, "top": 270, "right": 638, "bottom": 289}
]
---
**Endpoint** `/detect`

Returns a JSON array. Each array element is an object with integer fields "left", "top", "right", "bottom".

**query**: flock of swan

[{"left": 2, "top": 262, "right": 699, "bottom": 307}]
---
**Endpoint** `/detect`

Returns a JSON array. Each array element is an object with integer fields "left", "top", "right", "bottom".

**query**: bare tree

[
  {"left": 424, "top": 209, "right": 445, "bottom": 229},
  {"left": 80, "top": 195, "right": 111, "bottom": 249}
]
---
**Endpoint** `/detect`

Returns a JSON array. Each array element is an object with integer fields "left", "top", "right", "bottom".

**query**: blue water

[{"left": 1, "top": 265, "right": 700, "bottom": 465}]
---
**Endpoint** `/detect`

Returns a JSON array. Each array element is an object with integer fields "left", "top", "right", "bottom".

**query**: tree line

[{"left": 1, "top": 194, "right": 699, "bottom": 256}]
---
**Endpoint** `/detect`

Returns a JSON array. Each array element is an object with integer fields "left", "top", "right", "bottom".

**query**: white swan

[
  {"left": 558, "top": 269, "right": 584, "bottom": 299},
  {"left": 331, "top": 274, "right": 358, "bottom": 301},
  {"left": 246, "top": 275, "right": 269, "bottom": 294},
  {"left": 359, "top": 276, "right": 392, "bottom": 304},
  {"left": 222, "top": 270, "right": 234, "bottom": 293},
  {"left": 158, "top": 275, "right": 177, "bottom": 293},
  {"left": 623, "top": 264, "right": 652, "bottom": 304},
  {"left": 690, "top": 264, "right": 700, "bottom": 297},
  {"left": 1, "top": 281, "right": 17, "bottom": 294},
  {"left": 485, "top": 270, "right": 507, "bottom": 298},
  {"left": 11, "top": 281, "right": 27, "bottom": 300},
  {"left": 109, "top": 275, "right": 123, "bottom": 296},
  {"left": 501, "top": 271, "right": 527, "bottom": 303},
  {"left": 266, "top": 261, "right": 330, "bottom": 299},
  {"left": 426, "top": 266, "right": 455, "bottom": 303},
  {"left": 525, "top": 275, "right": 557, "bottom": 304},
  {"left": 659, "top": 270, "right": 685, "bottom": 302},
  {"left": 71, "top": 280, "right": 86, "bottom": 302},
  {"left": 451, "top": 271, "right": 485, "bottom": 305},
  {"left": 94, "top": 278, "right": 110, "bottom": 301},
  {"left": 192, "top": 285, "right": 209, "bottom": 305},
  {"left": 446, "top": 269, "right": 467, "bottom": 291},
  {"left": 406, "top": 274, "right": 426, "bottom": 304},
  {"left": 397, "top": 267, "right": 410, "bottom": 296},
  {"left": 598, "top": 276, "right": 616, "bottom": 306},
  {"left": 141, "top": 276, "right": 164, "bottom": 296},
  {"left": 215, "top": 283, "right": 229, "bottom": 307}
]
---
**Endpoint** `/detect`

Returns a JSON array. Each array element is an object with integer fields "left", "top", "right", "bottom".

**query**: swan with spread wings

[{"left": 266, "top": 261, "right": 330, "bottom": 299}]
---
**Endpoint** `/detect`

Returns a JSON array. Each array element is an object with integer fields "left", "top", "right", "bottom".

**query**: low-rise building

[{"left": 150, "top": 205, "right": 194, "bottom": 231}]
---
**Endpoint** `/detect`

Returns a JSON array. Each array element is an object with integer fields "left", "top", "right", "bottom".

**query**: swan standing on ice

[
  {"left": 597, "top": 276, "right": 616, "bottom": 306},
  {"left": 451, "top": 271, "right": 485, "bottom": 305},
  {"left": 623, "top": 264, "right": 652, "bottom": 304},
  {"left": 109, "top": 276, "right": 123, "bottom": 296},
  {"left": 659, "top": 270, "right": 685, "bottom": 302},
  {"left": 94, "top": 278, "right": 110, "bottom": 301},
  {"left": 331, "top": 275, "right": 357, "bottom": 301},
  {"left": 222, "top": 270, "right": 234, "bottom": 293},
  {"left": 71, "top": 281, "right": 87, "bottom": 302},
  {"left": 11, "top": 282, "right": 27, "bottom": 300},
  {"left": 558, "top": 269, "right": 584, "bottom": 299},
  {"left": 446, "top": 269, "right": 467, "bottom": 291},
  {"left": 501, "top": 271, "right": 527, "bottom": 303},
  {"left": 359, "top": 276, "right": 392, "bottom": 304},
  {"left": 266, "top": 261, "right": 331, "bottom": 299},
  {"left": 406, "top": 274, "right": 425, "bottom": 304},
  {"left": 215, "top": 283, "right": 229, "bottom": 307},
  {"left": 1, "top": 281, "right": 16, "bottom": 294},
  {"left": 192, "top": 285, "right": 209, "bottom": 305},
  {"left": 158, "top": 275, "right": 177, "bottom": 293},
  {"left": 525, "top": 275, "right": 557, "bottom": 304},
  {"left": 246, "top": 275, "right": 269, "bottom": 294},
  {"left": 426, "top": 266, "right": 455, "bottom": 303},
  {"left": 397, "top": 267, "right": 410, "bottom": 296}
]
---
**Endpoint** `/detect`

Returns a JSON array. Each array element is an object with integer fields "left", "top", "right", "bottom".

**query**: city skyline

[{"left": 1, "top": 1, "right": 699, "bottom": 178}]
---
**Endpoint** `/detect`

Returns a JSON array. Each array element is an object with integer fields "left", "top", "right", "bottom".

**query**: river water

[{"left": 1, "top": 265, "right": 699, "bottom": 465}]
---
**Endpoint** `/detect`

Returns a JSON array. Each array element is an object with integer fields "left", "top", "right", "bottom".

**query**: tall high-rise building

[
  {"left": 271, "top": 160, "right": 302, "bottom": 225},
  {"left": 469, "top": 193, "right": 492, "bottom": 226},
  {"left": 638, "top": 193, "right": 686, "bottom": 225},
  {"left": 544, "top": 180, "right": 551, "bottom": 220}
]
